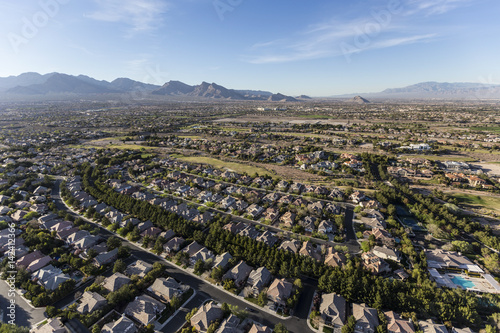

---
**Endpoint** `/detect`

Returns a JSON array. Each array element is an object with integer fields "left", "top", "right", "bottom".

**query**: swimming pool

[{"left": 451, "top": 276, "right": 476, "bottom": 289}]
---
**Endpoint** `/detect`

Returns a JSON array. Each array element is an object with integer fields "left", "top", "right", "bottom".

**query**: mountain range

[
  {"left": 0, "top": 72, "right": 297, "bottom": 101},
  {"left": 1, "top": 72, "right": 500, "bottom": 101},
  {"left": 332, "top": 82, "right": 500, "bottom": 100}
]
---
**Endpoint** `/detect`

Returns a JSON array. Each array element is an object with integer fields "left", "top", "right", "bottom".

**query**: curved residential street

[{"left": 52, "top": 179, "right": 315, "bottom": 333}]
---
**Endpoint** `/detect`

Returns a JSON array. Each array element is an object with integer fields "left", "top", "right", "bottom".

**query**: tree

[
  {"left": 257, "top": 290, "right": 268, "bottom": 306},
  {"left": 485, "top": 325, "right": 495, "bottom": 333},
  {"left": 451, "top": 240, "right": 473, "bottom": 254},
  {"left": 107, "top": 236, "right": 121, "bottom": 250},
  {"left": 221, "top": 302, "right": 230, "bottom": 314},
  {"left": 170, "top": 295, "right": 181, "bottom": 310},
  {"left": 87, "top": 248, "right": 98, "bottom": 259},
  {"left": 113, "top": 259, "right": 126, "bottom": 273},
  {"left": 223, "top": 279, "right": 236, "bottom": 291},
  {"left": 342, "top": 315, "right": 357, "bottom": 333},
  {"left": 45, "top": 305, "right": 59, "bottom": 318},
  {"left": 489, "top": 313, "right": 500, "bottom": 331},
  {"left": 185, "top": 307, "right": 198, "bottom": 321},
  {"left": 153, "top": 237, "right": 164, "bottom": 255},
  {"left": 117, "top": 246, "right": 130, "bottom": 258},
  {"left": 193, "top": 259, "right": 205, "bottom": 275},
  {"left": 0, "top": 324, "right": 30, "bottom": 333},
  {"left": 274, "top": 323, "right": 289, "bottom": 333},
  {"left": 211, "top": 266, "right": 224, "bottom": 281},
  {"left": 360, "top": 241, "right": 371, "bottom": 252}
]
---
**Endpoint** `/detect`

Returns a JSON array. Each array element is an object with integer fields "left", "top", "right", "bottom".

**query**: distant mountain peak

[
  {"left": 268, "top": 93, "right": 298, "bottom": 102},
  {"left": 351, "top": 95, "right": 370, "bottom": 104},
  {"left": 0, "top": 72, "right": 306, "bottom": 101}
]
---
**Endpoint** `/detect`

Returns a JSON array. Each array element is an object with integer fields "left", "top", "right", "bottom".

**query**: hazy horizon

[{"left": 1, "top": 0, "right": 499, "bottom": 96}]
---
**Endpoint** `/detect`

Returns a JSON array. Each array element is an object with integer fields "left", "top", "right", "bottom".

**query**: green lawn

[
  {"left": 452, "top": 193, "right": 500, "bottom": 212},
  {"left": 469, "top": 126, "right": 500, "bottom": 134},
  {"left": 297, "top": 114, "right": 333, "bottom": 119},
  {"left": 408, "top": 155, "right": 477, "bottom": 162},
  {"left": 170, "top": 154, "right": 276, "bottom": 178}
]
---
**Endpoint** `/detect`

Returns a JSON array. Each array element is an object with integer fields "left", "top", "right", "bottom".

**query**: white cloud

[
  {"left": 244, "top": 0, "right": 469, "bottom": 64},
  {"left": 405, "top": 0, "right": 472, "bottom": 15},
  {"left": 87, "top": 0, "right": 169, "bottom": 33}
]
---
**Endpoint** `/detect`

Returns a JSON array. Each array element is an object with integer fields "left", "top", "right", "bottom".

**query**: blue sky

[{"left": 0, "top": 0, "right": 498, "bottom": 96}]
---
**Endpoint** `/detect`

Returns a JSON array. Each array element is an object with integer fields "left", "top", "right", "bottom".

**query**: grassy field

[
  {"left": 107, "top": 144, "right": 152, "bottom": 150},
  {"left": 297, "top": 115, "right": 333, "bottom": 119},
  {"left": 177, "top": 135, "right": 203, "bottom": 140},
  {"left": 170, "top": 154, "right": 275, "bottom": 178},
  {"left": 469, "top": 126, "right": 500, "bottom": 134},
  {"left": 273, "top": 132, "right": 329, "bottom": 139},
  {"left": 407, "top": 154, "right": 477, "bottom": 162},
  {"left": 452, "top": 193, "right": 500, "bottom": 212}
]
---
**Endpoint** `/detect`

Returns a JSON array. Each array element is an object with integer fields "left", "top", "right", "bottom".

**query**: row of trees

[{"left": 79, "top": 163, "right": 493, "bottom": 328}]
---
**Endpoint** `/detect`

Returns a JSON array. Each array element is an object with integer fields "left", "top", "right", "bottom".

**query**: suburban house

[
  {"left": 101, "top": 315, "right": 137, "bottom": 333},
  {"left": 190, "top": 301, "right": 224, "bottom": 333},
  {"left": 213, "top": 252, "right": 233, "bottom": 270},
  {"left": 31, "top": 265, "right": 71, "bottom": 290},
  {"left": 148, "top": 277, "right": 184, "bottom": 302},
  {"left": 362, "top": 252, "right": 391, "bottom": 275},
  {"left": 320, "top": 293, "right": 347, "bottom": 328},
  {"left": 418, "top": 319, "right": 448, "bottom": 333},
  {"left": 183, "top": 241, "right": 204, "bottom": 257},
  {"left": 372, "top": 246, "right": 401, "bottom": 262},
  {"left": 363, "top": 228, "right": 395, "bottom": 247},
  {"left": 26, "top": 255, "right": 53, "bottom": 273},
  {"left": 103, "top": 272, "right": 131, "bottom": 292},
  {"left": 318, "top": 220, "right": 335, "bottom": 234},
  {"left": 247, "top": 267, "right": 272, "bottom": 296},
  {"left": 73, "top": 235, "right": 100, "bottom": 250},
  {"left": 31, "top": 318, "right": 67, "bottom": 333},
  {"left": 267, "top": 278, "right": 293, "bottom": 306},
  {"left": 124, "top": 260, "right": 153, "bottom": 278},
  {"left": 124, "top": 294, "right": 166, "bottom": 326},
  {"left": 16, "top": 250, "right": 45, "bottom": 268},
  {"left": 163, "top": 237, "right": 186, "bottom": 254},
  {"left": 353, "top": 303, "right": 379, "bottom": 333},
  {"left": 190, "top": 247, "right": 215, "bottom": 266},
  {"left": 280, "top": 212, "right": 296, "bottom": 228},
  {"left": 93, "top": 248, "right": 118, "bottom": 267},
  {"left": 324, "top": 248, "right": 347, "bottom": 268},
  {"left": 216, "top": 314, "right": 241, "bottom": 333},
  {"left": 77, "top": 291, "right": 107, "bottom": 314},
  {"left": 299, "top": 241, "right": 321, "bottom": 261},
  {"left": 222, "top": 260, "right": 253, "bottom": 288},
  {"left": 385, "top": 311, "right": 415, "bottom": 333},
  {"left": 424, "top": 249, "right": 483, "bottom": 273},
  {"left": 350, "top": 191, "right": 366, "bottom": 203},
  {"left": 256, "top": 231, "right": 278, "bottom": 247},
  {"left": 278, "top": 240, "right": 301, "bottom": 254},
  {"left": 248, "top": 323, "right": 273, "bottom": 333}
]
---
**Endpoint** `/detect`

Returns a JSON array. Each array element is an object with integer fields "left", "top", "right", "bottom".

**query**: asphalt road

[
  {"left": 0, "top": 281, "right": 46, "bottom": 328},
  {"left": 52, "top": 180, "right": 314, "bottom": 333},
  {"left": 162, "top": 291, "right": 208, "bottom": 333}
]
